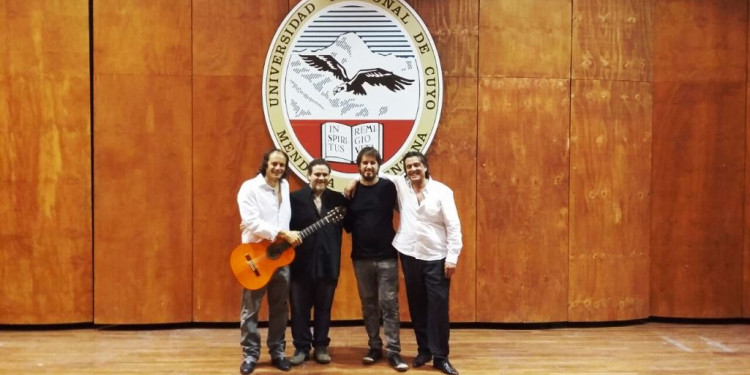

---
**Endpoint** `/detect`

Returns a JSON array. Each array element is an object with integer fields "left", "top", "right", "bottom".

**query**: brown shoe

[
  {"left": 290, "top": 350, "right": 309, "bottom": 366},
  {"left": 314, "top": 346, "right": 331, "bottom": 364}
]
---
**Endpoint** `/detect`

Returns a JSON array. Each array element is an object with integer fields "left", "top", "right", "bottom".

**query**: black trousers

[
  {"left": 400, "top": 253, "right": 451, "bottom": 358},
  {"left": 289, "top": 277, "right": 338, "bottom": 351}
]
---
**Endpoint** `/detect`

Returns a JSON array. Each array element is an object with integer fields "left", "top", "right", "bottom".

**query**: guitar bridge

[{"left": 244, "top": 254, "right": 261, "bottom": 277}]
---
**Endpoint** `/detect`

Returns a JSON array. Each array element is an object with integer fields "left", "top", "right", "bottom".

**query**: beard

[{"left": 361, "top": 171, "right": 377, "bottom": 182}]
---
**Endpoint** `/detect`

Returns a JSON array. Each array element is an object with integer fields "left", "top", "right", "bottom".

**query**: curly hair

[
  {"left": 257, "top": 148, "right": 290, "bottom": 179},
  {"left": 402, "top": 151, "right": 430, "bottom": 179}
]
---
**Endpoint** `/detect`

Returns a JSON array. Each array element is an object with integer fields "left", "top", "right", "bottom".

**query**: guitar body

[
  {"left": 229, "top": 240, "right": 296, "bottom": 290},
  {"left": 229, "top": 206, "right": 346, "bottom": 290}
]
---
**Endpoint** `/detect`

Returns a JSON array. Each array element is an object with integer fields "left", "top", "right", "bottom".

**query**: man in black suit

[{"left": 288, "top": 158, "right": 347, "bottom": 366}]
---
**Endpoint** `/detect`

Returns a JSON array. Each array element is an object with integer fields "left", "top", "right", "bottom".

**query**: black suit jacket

[{"left": 289, "top": 185, "right": 347, "bottom": 280}]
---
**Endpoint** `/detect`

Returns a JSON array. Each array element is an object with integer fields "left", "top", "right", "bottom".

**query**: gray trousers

[
  {"left": 353, "top": 258, "right": 401, "bottom": 354},
  {"left": 240, "top": 265, "right": 290, "bottom": 362}
]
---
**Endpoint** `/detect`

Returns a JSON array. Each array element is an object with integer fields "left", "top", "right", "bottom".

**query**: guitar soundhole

[{"left": 267, "top": 242, "right": 289, "bottom": 260}]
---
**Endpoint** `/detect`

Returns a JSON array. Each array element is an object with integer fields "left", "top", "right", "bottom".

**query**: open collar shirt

[
  {"left": 389, "top": 176, "right": 463, "bottom": 264},
  {"left": 237, "top": 174, "right": 291, "bottom": 244}
]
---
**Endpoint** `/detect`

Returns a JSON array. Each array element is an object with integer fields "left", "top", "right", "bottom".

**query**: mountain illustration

[{"left": 287, "top": 32, "right": 419, "bottom": 119}]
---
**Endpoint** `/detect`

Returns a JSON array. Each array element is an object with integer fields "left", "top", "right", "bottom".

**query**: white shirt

[
  {"left": 237, "top": 174, "right": 291, "bottom": 244},
  {"left": 388, "top": 175, "right": 463, "bottom": 264}
]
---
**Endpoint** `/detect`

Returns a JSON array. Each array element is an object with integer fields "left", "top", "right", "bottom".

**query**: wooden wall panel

[
  {"left": 479, "top": 0, "right": 571, "bottom": 78},
  {"left": 191, "top": 0, "right": 288, "bottom": 322},
  {"left": 193, "top": 0, "right": 288, "bottom": 77},
  {"left": 477, "top": 78, "right": 569, "bottom": 322},
  {"left": 0, "top": 3, "right": 5, "bottom": 74},
  {"left": 569, "top": 80, "right": 651, "bottom": 321},
  {"left": 653, "top": 0, "right": 746, "bottom": 82},
  {"left": 746, "top": 76, "right": 750, "bottom": 318},
  {"left": 651, "top": 0, "right": 746, "bottom": 318},
  {"left": 572, "top": 0, "right": 652, "bottom": 81},
  {"left": 94, "top": 0, "right": 191, "bottom": 75},
  {"left": 746, "top": 28, "right": 750, "bottom": 318},
  {"left": 0, "top": 0, "right": 91, "bottom": 324},
  {"left": 409, "top": 0, "right": 479, "bottom": 78},
  {"left": 192, "top": 76, "right": 274, "bottom": 322},
  {"left": 4, "top": 0, "right": 749, "bottom": 325},
  {"left": 651, "top": 83, "right": 745, "bottom": 318},
  {"left": 93, "top": 75, "right": 193, "bottom": 324},
  {"left": 93, "top": 0, "right": 192, "bottom": 324}
]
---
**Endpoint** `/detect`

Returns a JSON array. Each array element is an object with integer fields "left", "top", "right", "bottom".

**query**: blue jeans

[{"left": 353, "top": 258, "right": 401, "bottom": 354}]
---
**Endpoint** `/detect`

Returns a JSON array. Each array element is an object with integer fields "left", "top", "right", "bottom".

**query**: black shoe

[
  {"left": 413, "top": 353, "right": 432, "bottom": 368},
  {"left": 362, "top": 348, "right": 382, "bottom": 364},
  {"left": 239, "top": 360, "right": 255, "bottom": 375},
  {"left": 433, "top": 358, "right": 458, "bottom": 375},
  {"left": 388, "top": 353, "right": 409, "bottom": 372},
  {"left": 271, "top": 357, "right": 292, "bottom": 372}
]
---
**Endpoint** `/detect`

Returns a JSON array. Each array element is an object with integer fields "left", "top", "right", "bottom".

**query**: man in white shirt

[
  {"left": 391, "top": 151, "right": 462, "bottom": 375},
  {"left": 237, "top": 149, "right": 301, "bottom": 375}
]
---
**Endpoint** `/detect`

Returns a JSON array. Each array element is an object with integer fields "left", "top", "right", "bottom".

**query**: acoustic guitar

[{"left": 230, "top": 206, "right": 346, "bottom": 290}]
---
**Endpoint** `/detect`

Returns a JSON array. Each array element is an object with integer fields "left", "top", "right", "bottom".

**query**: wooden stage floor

[{"left": 0, "top": 322, "right": 748, "bottom": 374}]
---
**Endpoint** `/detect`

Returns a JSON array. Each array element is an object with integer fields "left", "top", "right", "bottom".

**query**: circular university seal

[{"left": 262, "top": 0, "right": 443, "bottom": 191}]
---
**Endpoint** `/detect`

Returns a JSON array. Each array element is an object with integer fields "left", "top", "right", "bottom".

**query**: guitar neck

[{"left": 299, "top": 217, "right": 331, "bottom": 239}]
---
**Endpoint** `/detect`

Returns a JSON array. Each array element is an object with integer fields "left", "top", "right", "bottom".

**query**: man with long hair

[{"left": 237, "top": 148, "right": 301, "bottom": 374}]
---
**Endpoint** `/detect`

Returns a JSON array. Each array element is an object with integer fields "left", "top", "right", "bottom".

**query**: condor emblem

[{"left": 262, "top": 0, "right": 443, "bottom": 191}]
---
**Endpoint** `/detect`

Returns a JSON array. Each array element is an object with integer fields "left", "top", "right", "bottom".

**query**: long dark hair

[
  {"left": 257, "top": 148, "right": 290, "bottom": 179},
  {"left": 402, "top": 151, "right": 430, "bottom": 179}
]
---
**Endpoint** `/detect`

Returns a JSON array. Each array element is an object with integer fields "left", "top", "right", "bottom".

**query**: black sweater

[{"left": 346, "top": 178, "right": 398, "bottom": 261}]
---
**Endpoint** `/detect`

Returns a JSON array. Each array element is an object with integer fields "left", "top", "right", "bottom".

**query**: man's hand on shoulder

[{"left": 344, "top": 179, "right": 358, "bottom": 199}]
